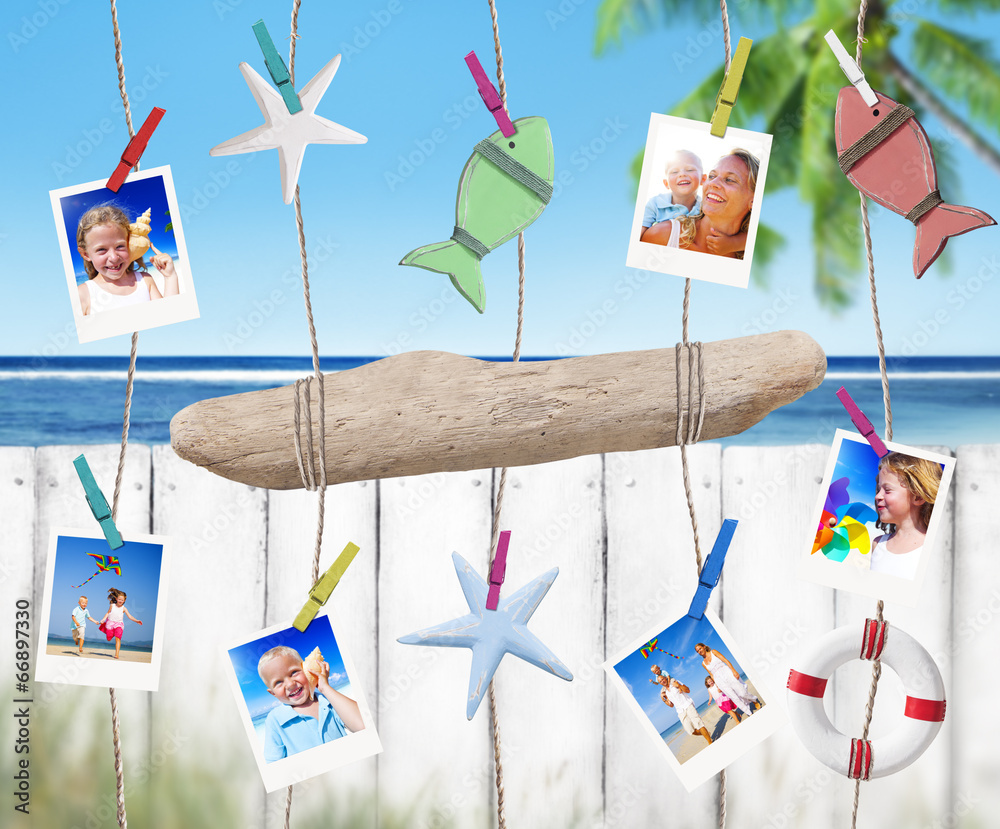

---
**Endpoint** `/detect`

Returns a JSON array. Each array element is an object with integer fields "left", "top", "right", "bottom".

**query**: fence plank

[
  {"left": 491, "top": 455, "right": 605, "bottom": 828},
  {"left": 604, "top": 445, "right": 722, "bottom": 827},
  {"left": 952, "top": 445, "right": 1000, "bottom": 828},
  {"left": 377, "top": 469, "right": 493, "bottom": 827},
  {"left": 720, "top": 443, "right": 841, "bottom": 828},
  {"left": 831, "top": 446, "right": 954, "bottom": 827},
  {"left": 263, "top": 481, "right": 379, "bottom": 828},
  {"left": 150, "top": 446, "right": 268, "bottom": 827}
]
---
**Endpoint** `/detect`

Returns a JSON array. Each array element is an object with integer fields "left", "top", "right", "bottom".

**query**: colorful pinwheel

[
  {"left": 72, "top": 553, "right": 122, "bottom": 588},
  {"left": 812, "top": 477, "right": 879, "bottom": 562}
]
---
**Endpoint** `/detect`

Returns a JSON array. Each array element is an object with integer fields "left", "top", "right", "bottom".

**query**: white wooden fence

[{"left": 2, "top": 443, "right": 996, "bottom": 828}]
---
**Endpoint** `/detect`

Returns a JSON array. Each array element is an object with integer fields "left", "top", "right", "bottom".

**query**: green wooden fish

[{"left": 400, "top": 116, "right": 554, "bottom": 313}]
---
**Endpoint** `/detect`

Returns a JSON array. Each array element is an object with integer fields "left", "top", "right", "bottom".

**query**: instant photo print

[
  {"left": 35, "top": 527, "right": 171, "bottom": 692},
  {"left": 50, "top": 165, "right": 199, "bottom": 343},
  {"left": 799, "top": 429, "right": 955, "bottom": 605},
  {"left": 225, "top": 613, "right": 382, "bottom": 792},
  {"left": 625, "top": 113, "right": 771, "bottom": 287},
  {"left": 604, "top": 608, "right": 784, "bottom": 791}
]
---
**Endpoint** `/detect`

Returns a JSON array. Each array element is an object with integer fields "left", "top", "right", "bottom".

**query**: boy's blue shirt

[
  {"left": 263, "top": 690, "right": 349, "bottom": 762},
  {"left": 642, "top": 193, "right": 702, "bottom": 228}
]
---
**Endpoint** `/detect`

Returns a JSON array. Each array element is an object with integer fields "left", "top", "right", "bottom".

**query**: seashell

[
  {"left": 301, "top": 646, "right": 324, "bottom": 691},
  {"left": 128, "top": 208, "right": 152, "bottom": 264}
]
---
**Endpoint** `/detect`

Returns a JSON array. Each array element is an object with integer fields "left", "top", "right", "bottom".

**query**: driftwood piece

[{"left": 170, "top": 330, "right": 826, "bottom": 490}]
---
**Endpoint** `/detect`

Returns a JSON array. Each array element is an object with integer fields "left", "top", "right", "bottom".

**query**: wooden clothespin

[
  {"left": 252, "top": 19, "right": 303, "bottom": 114},
  {"left": 465, "top": 50, "right": 515, "bottom": 137},
  {"left": 73, "top": 454, "right": 124, "bottom": 549},
  {"left": 710, "top": 37, "right": 752, "bottom": 137},
  {"left": 686, "top": 519, "right": 737, "bottom": 619},
  {"left": 293, "top": 542, "right": 359, "bottom": 632},
  {"left": 836, "top": 387, "right": 889, "bottom": 457},
  {"left": 106, "top": 107, "right": 166, "bottom": 192},
  {"left": 824, "top": 30, "right": 878, "bottom": 107},
  {"left": 485, "top": 530, "right": 512, "bottom": 610}
]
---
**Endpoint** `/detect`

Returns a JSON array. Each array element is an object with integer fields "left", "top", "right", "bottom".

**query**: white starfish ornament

[{"left": 210, "top": 55, "right": 366, "bottom": 204}]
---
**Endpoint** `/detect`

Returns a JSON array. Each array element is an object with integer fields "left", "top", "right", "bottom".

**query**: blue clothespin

[
  {"left": 252, "top": 19, "right": 303, "bottom": 114},
  {"left": 687, "top": 519, "right": 738, "bottom": 619},
  {"left": 73, "top": 455, "right": 123, "bottom": 550}
]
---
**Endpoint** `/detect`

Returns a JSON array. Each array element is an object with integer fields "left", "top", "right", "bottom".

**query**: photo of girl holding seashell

[{"left": 76, "top": 203, "right": 179, "bottom": 315}]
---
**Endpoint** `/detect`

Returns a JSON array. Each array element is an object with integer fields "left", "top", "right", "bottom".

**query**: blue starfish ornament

[{"left": 398, "top": 552, "right": 573, "bottom": 719}]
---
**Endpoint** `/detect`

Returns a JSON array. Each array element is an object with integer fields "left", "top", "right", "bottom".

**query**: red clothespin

[
  {"left": 106, "top": 107, "right": 166, "bottom": 192},
  {"left": 464, "top": 51, "right": 515, "bottom": 137},
  {"left": 836, "top": 387, "right": 889, "bottom": 458},
  {"left": 486, "top": 530, "right": 512, "bottom": 611}
]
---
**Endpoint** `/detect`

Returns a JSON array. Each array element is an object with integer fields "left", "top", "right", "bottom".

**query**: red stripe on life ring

[
  {"left": 849, "top": 738, "right": 873, "bottom": 780},
  {"left": 861, "top": 618, "right": 888, "bottom": 660},
  {"left": 905, "top": 696, "right": 947, "bottom": 722},
  {"left": 787, "top": 669, "right": 828, "bottom": 698}
]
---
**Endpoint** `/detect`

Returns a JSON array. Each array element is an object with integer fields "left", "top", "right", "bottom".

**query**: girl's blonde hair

[
  {"left": 76, "top": 204, "right": 144, "bottom": 279},
  {"left": 257, "top": 645, "right": 303, "bottom": 681},
  {"left": 877, "top": 452, "right": 943, "bottom": 531},
  {"left": 679, "top": 148, "right": 760, "bottom": 258}
]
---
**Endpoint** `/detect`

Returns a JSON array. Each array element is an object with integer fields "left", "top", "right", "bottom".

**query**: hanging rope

[
  {"left": 850, "top": 2, "right": 890, "bottom": 825},
  {"left": 106, "top": 2, "right": 143, "bottom": 825}
]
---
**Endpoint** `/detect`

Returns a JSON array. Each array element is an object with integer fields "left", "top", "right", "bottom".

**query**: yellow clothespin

[
  {"left": 293, "top": 542, "right": 360, "bottom": 632},
  {"left": 710, "top": 37, "right": 753, "bottom": 137}
]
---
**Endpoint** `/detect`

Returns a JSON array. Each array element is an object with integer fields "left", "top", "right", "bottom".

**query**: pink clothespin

[
  {"left": 106, "top": 107, "right": 166, "bottom": 192},
  {"left": 836, "top": 387, "right": 889, "bottom": 458},
  {"left": 464, "top": 51, "right": 515, "bottom": 137},
  {"left": 486, "top": 530, "right": 512, "bottom": 610}
]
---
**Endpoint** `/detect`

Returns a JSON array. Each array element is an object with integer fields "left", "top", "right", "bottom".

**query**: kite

[
  {"left": 72, "top": 553, "right": 122, "bottom": 588},
  {"left": 640, "top": 638, "right": 682, "bottom": 660},
  {"left": 812, "top": 477, "right": 879, "bottom": 562}
]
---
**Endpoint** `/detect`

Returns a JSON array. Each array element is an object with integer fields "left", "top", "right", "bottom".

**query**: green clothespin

[
  {"left": 252, "top": 19, "right": 303, "bottom": 114},
  {"left": 710, "top": 37, "right": 752, "bottom": 137},
  {"left": 293, "top": 542, "right": 360, "bottom": 632},
  {"left": 73, "top": 454, "right": 123, "bottom": 550}
]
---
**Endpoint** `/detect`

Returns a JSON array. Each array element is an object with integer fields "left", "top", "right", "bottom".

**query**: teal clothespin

[
  {"left": 687, "top": 519, "right": 738, "bottom": 619},
  {"left": 252, "top": 19, "right": 303, "bottom": 114},
  {"left": 73, "top": 455, "right": 123, "bottom": 550},
  {"left": 293, "top": 542, "right": 360, "bottom": 632}
]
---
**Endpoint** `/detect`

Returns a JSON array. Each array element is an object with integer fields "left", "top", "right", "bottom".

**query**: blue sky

[
  {"left": 5, "top": 3, "right": 1000, "bottom": 357},
  {"left": 613, "top": 614, "right": 742, "bottom": 736},
  {"left": 831, "top": 436, "right": 881, "bottom": 512},
  {"left": 228, "top": 615, "right": 352, "bottom": 720},
  {"left": 46, "top": 534, "right": 163, "bottom": 644}
]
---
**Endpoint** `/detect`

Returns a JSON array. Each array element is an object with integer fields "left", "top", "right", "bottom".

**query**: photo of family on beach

[
  {"left": 50, "top": 165, "right": 199, "bottom": 343},
  {"left": 36, "top": 528, "right": 170, "bottom": 691},
  {"left": 625, "top": 113, "right": 771, "bottom": 288},
  {"left": 605, "top": 609, "right": 783, "bottom": 790},
  {"left": 801, "top": 429, "right": 956, "bottom": 605},
  {"left": 225, "top": 614, "right": 382, "bottom": 791}
]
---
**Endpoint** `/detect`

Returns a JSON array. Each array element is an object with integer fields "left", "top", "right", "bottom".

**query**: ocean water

[{"left": 0, "top": 355, "right": 996, "bottom": 447}]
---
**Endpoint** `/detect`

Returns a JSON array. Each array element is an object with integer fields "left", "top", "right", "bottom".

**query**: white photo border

[
  {"left": 603, "top": 608, "right": 785, "bottom": 791},
  {"left": 224, "top": 612, "right": 382, "bottom": 793},
  {"left": 798, "top": 429, "right": 956, "bottom": 606},
  {"left": 35, "top": 526, "right": 171, "bottom": 692},
  {"left": 624, "top": 113, "right": 772, "bottom": 288},
  {"left": 50, "top": 165, "right": 199, "bottom": 343}
]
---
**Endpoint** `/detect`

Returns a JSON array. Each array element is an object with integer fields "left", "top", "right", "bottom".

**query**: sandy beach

[
  {"left": 46, "top": 644, "right": 152, "bottom": 663},
  {"left": 669, "top": 683, "right": 763, "bottom": 764}
]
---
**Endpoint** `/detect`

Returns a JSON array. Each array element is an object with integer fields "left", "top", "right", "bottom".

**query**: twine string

[
  {"left": 851, "top": 1, "right": 891, "bottom": 825},
  {"left": 107, "top": 2, "right": 141, "bottom": 825}
]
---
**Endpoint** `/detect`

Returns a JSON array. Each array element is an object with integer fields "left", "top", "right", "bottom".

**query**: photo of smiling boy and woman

[
  {"left": 50, "top": 165, "right": 199, "bottom": 343},
  {"left": 625, "top": 113, "right": 772, "bottom": 288},
  {"left": 35, "top": 527, "right": 170, "bottom": 691},
  {"left": 226, "top": 614, "right": 381, "bottom": 791},
  {"left": 604, "top": 609, "right": 783, "bottom": 790},
  {"left": 800, "top": 428, "right": 956, "bottom": 605}
]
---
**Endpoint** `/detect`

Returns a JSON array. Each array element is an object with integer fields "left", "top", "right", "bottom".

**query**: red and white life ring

[{"left": 786, "top": 619, "right": 946, "bottom": 780}]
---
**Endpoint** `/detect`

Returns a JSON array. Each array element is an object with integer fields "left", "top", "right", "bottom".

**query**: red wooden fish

[{"left": 834, "top": 88, "right": 995, "bottom": 278}]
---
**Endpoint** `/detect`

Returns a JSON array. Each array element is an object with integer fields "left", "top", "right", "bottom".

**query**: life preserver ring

[{"left": 786, "top": 619, "right": 946, "bottom": 780}]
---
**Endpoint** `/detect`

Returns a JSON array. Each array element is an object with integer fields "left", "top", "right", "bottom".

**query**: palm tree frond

[
  {"left": 748, "top": 222, "right": 787, "bottom": 290},
  {"left": 910, "top": 22, "right": 1000, "bottom": 133}
]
